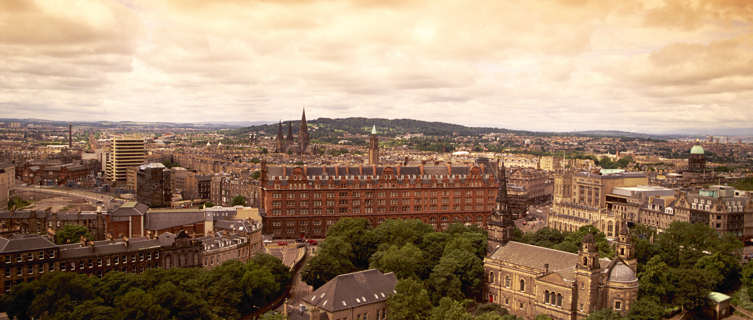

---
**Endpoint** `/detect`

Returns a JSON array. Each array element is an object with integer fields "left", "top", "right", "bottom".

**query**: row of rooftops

[
  {"left": 0, "top": 230, "right": 253, "bottom": 258},
  {"left": 265, "top": 164, "right": 498, "bottom": 180}
]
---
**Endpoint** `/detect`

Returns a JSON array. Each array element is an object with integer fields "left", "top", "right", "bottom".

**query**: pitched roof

[
  {"left": 303, "top": 269, "right": 397, "bottom": 313},
  {"left": 488, "top": 241, "right": 611, "bottom": 282},
  {"left": 111, "top": 202, "right": 148, "bottom": 216},
  {"left": 0, "top": 234, "right": 57, "bottom": 253},
  {"left": 146, "top": 210, "right": 204, "bottom": 231}
]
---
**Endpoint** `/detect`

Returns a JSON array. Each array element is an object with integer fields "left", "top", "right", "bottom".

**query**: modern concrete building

[{"left": 105, "top": 137, "right": 146, "bottom": 183}]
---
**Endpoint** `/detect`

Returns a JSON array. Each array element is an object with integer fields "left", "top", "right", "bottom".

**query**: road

[{"left": 11, "top": 186, "right": 120, "bottom": 210}]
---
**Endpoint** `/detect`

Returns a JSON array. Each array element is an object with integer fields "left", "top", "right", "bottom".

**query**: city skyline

[{"left": 2, "top": 0, "right": 753, "bottom": 133}]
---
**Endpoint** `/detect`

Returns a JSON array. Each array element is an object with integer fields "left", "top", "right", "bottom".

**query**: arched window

[
  {"left": 519, "top": 279, "right": 525, "bottom": 292},
  {"left": 583, "top": 257, "right": 588, "bottom": 266},
  {"left": 489, "top": 272, "right": 495, "bottom": 283},
  {"left": 545, "top": 291, "right": 550, "bottom": 304},
  {"left": 505, "top": 276, "right": 511, "bottom": 288},
  {"left": 557, "top": 293, "right": 563, "bottom": 307}
]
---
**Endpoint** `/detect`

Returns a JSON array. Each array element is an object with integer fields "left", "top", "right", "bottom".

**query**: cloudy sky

[{"left": 1, "top": 0, "right": 752, "bottom": 133}]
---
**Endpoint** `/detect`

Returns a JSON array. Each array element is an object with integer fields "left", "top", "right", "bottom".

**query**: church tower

[
  {"left": 368, "top": 125, "right": 379, "bottom": 165},
  {"left": 576, "top": 233, "right": 602, "bottom": 315},
  {"left": 487, "top": 161, "right": 514, "bottom": 253},
  {"left": 286, "top": 121, "right": 294, "bottom": 152},
  {"left": 616, "top": 221, "right": 636, "bottom": 271},
  {"left": 299, "top": 108, "right": 309, "bottom": 154},
  {"left": 275, "top": 121, "right": 286, "bottom": 153}
]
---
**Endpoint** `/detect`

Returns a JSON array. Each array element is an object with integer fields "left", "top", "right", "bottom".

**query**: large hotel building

[{"left": 259, "top": 159, "right": 501, "bottom": 238}]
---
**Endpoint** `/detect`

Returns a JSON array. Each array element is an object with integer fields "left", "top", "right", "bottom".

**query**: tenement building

[
  {"left": 485, "top": 229, "right": 639, "bottom": 319},
  {"left": 548, "top": 170, "right": 647, "bottom": 238},
  {"left": 260, "top": 159, "right": 500, "bottom": 238}
]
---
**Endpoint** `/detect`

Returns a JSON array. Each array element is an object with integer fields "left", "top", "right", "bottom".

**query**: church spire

[
  {"left": 299, "top": 108, "right": 309, "bottom": 154},
  {"left": 486, "top": 160, "right": 514, "bottom": 254},
  {"left": 275, "top": 121, "right": 285, "bottom": 153}
]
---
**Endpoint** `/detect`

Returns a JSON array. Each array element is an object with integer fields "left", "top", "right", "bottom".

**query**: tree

[
  {"left": 428, "top": 249, "right": 484, "bottom": 303},
  {"left": 627, "top": 297, "right": 664, "bottom": 320},
  {"left": 325, "top": 218, "right": 377, "bottom": 269},
  {"left": 429, "top": 298, "right": 473, "bottom": 320},
  {"left": 301, "top": 237, "right": 357, "bottom": 288},
  {"left": 203, "top": 201, "right": 215, "bottom": 208},
  {"left": 370, "top": 243, "right": 428, "bottom": 280},
  {"left": 387, "top": 279, "right": 433, "bottom": 320},
  {"left": 231, "top": 195, "right": 246, "bottom": 206},
  {"left": 372, "top": 219, "right": 434, "bottom": 247},
  {"left": 251, "top": 171, "right": 261, "bottom": 180},
  {"left": 55, "top": 224, "right": 93, "bottom": 244},
  {"left": 113, "top": 288, "right": 169, "bottom": 320},
  {"left": 638, "top": 256, "right": 672, "bottom": 303},
  {"left": 584, "top": 309, "right": 625, "bottom": 320}
]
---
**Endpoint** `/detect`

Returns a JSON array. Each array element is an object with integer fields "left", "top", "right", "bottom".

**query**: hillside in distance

[
  {"left": 238, "top": 117, "right": 675, "bottom": 141},
  {"left": 240, "top": 117, "right": 521, "bottom": 137}
]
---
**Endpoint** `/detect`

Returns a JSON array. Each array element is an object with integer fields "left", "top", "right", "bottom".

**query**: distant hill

[
  {"left": 238, "top": 117, "right": 524, "bottom": 137},
  {"left": 238, "top": 117, "right": 680, "bottom": 140}
]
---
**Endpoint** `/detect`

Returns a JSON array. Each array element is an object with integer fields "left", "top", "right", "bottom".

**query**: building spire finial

[{"left": 371, "top": 124, "right": 377, "bottom": 135}]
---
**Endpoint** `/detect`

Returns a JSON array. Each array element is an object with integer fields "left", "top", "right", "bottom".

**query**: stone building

[
  {"left": 0, "top": 163, "right": 14, "bottom": 206},
  {"left": 260, "top": 159, "right": 499, "bottom": 238},
  {"left": 507, "top": 168, "right": 553, "bottom": 217},
  {"left": 484, "top": 229, "right": 639, "bottom": 319},
  {"left": 0, "top": 210, "right": 106, "bottom": 241},
  {"left": 548, "top": 170, "right": 647, "bottom": 238},
  {"left": 0, "top": 232, "right": 202, "bottom": 294},
  {"left": 288, "top": 269, "right": 397, "bottom": 320},
  {"left": 368, "top": 125, "right": 379, "bottom": 165}
]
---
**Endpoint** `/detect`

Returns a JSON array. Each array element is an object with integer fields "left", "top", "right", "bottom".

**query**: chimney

[
  {"left": 310, "top": 306, "right": 320, "bottom": 320},
  {"left": 544, "top": 263, "right": 549, "bottom": 274}
]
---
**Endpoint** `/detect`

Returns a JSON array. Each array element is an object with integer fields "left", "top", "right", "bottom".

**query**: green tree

[
  {"left": 251, "top": 170, "right": 261, "bottom": 180},
  {"left": 113, "top": 288, "right": 169, "bottom": 320},
  {"left": 585, "top": 309, "right": 625, "bottom": 320},
  {"left": 428, "top": 249, "right": 484, "bottom": 303},
  {"left": 430, "top": 298, "right": 473, "bottom": 320},
  {"left": 638, "top": 256, "right": 672, "bottom": 303},
  {"left": 372, "top": 219, "right": 434, "bottom": 247},
  {"left": 627, "top": 297, "right": 664, "bottom": 320},
  {"left": 325, "top": 218, "right": 377, "bottom": 269},
  {"left": 203, "top": 201, "right": 215, "bottom": 208},
  {"left": 231, "top": 195, "right": 246, "bottom": 206},
  {"left": 370, "top": 243, "right": 428, "bottom": 280},
  {"left": 301, "top": 237, "right": 357, "bottom": 288},
  {"left": 55, "top": 224, "right": 93, "bottom": 244},
  {"left": 387, "top": 279, "right": 433, "bottom": 320}
]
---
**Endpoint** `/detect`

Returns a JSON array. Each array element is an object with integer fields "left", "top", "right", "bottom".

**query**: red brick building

[{"left": 260, "top": 159, "right": 500, "bottom": 238}]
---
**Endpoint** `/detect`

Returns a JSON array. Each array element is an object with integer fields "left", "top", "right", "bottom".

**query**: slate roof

[
  {"left": 303, "top": 269, "right": 397, "bottom": 313},
  {"left": 488, "top": 241, "right": 611, "bottom": 282},
  {"left": 111, "top": 202, "right": 148, "bottom": 217},
  {"left": 146, "top": 209, "right": 204, "bottom": 231},
  {"left": 266, "top": 165, "right": 496, "bottom": 182},
  {"left": 58, "top": 238, "right": 162, "bottom": 259},
  {"left": 0, "top": 234, "right": 57, "bottom": 253}
]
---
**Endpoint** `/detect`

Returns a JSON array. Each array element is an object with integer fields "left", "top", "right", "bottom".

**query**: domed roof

[
  {"left": 690, "top": 145, "right": 704, "bottom": 155},
  {"left": 608, "top": 261, "right": 637, "bottom": 283}
]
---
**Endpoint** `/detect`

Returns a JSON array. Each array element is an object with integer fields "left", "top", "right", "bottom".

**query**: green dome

[{"left": 690, "top": 145, "right": 704, "bottom": 155}]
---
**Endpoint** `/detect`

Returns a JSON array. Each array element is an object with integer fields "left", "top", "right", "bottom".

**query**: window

[
  {"left": 557, "top": 293, "right": 562, "bottom": 307},
  {"left": 505, "top": 276, "right": 511, "bottom": 288},
  {"left": 615, "top": 301, "right": 622, "bottom": 310},
  {"left": 519, "top": 279, "right": 525, "bottom": 291},
  {"left": 489, "top": 272, "right": 495, "bottom": 283}
]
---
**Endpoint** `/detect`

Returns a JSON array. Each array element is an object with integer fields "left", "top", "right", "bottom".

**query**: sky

[{"left": 1, "top": 0, "right": 752, "bottom": 133}]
